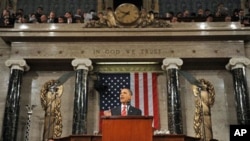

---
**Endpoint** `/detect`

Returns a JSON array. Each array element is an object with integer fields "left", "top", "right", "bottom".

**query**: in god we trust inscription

[
  {"left": 93, "top": 49, "right": 162, "bottom": 57},
  {"left": 230, "top": 125, "right": 250, "bottom": 141}
]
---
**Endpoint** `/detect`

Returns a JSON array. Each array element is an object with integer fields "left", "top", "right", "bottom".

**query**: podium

[{"left": 101, "top": 116, "right": 153, "bottom": 141}]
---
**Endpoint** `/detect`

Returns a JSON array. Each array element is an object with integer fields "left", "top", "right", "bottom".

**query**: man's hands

[{"left": 103, "top": 109, "right": 112, "bottom": 116}]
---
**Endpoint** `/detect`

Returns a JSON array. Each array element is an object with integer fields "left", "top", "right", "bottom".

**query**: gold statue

[
  {"left": 192, "top": 79, "right": 215, "bottom": 141},
  {"left": 40, "top": 80, "right": 63, "bottom": 140},
  {"left": 137, "top": 8, "right": 154, "bottom": 27},
  {"left": 104, "top": 7, "right": 117, "bottom": 28}
]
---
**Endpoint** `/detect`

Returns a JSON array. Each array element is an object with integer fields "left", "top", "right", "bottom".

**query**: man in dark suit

[{"left": 104, "top": 88, "right": 142, "bottom": 116}]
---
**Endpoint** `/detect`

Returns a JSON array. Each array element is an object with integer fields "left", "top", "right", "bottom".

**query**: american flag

[{"left": 98, "top": 72, "right": 160, "bottom": 130}]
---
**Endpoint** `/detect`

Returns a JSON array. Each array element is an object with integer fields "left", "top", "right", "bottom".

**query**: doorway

[{"left": 113, "top": 0, "right": 143, "bottom": 10}]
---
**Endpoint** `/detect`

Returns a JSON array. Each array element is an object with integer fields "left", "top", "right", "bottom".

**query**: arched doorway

[{"left": 114, "top": 0, "right": 143, "bottom": 10}]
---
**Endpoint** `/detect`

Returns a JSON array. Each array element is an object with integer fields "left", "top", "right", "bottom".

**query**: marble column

[
  {"left": 71, "top": 59, "right": 92, "bottom": 134},
  {"left": 2, "top": 59, "right": 29, "bottom": 141},
  {"left": 162, "top": 58, "right": 183, "bottom": 134},
  {"left": 226, "top": 57, "right": 250, "bottom": 125},
  {"left": 151, "top": 0, "right": 159, "bottom": 13},
  {"left": 97, "top": 0, "right": 106, "bottom": 12}
]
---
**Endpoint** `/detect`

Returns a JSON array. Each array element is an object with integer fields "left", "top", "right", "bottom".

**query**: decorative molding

[
  {"left": 5, "top": 59, "right": 30, "bottom": 71},
  {"left": 83, "top": 18, "right": 172, "bottom": 28},
  {"left": 93, "top": 64, "right": 163, "bottom": 73},
  {"left": 226, "top": 57, "right": 250, "bottom": 70},
  {"left": 72, "top": 58, "right": 93, "bottom": 70},
  {"left": 162, "top": 58, "right": 183, "bottom": 70}
]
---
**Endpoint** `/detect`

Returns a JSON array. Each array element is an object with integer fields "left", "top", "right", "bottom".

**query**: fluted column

[
  {"left": 162, "top": 58, "right": 183, "bottom": 134},
  {"left": 71, "top": 58, "right": 92, "bottom": 134},
  {"left": 2, "top": 59, "right": 29, "bottom": 141},
  {"left": 226, "top": 57, "right": 250, "bottom": 124}
]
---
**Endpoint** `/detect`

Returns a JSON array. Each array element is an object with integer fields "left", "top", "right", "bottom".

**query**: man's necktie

[{"left": 121, "top": 105, "right": 127, "bottom": 116}]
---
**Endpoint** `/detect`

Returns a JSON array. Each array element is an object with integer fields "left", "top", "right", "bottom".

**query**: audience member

[
  {"left": 171, "top": 16, "right": 179, "bottom": 23},
  {"left": 64, "top": 11, "right": 76, "bottom": 23},
  {"left": 74, "top": 8, "right": 82, "bottom": 19},
  {"left": 97, "top": 12, "right": 106, "bottom": 25},
  {"left": 40, "top": 14, "right": 48, "bottom": 23},
  {"left": 1, "top": 4, "right": 249, "bottom": 26},
  {"left": 206, "top": 14, "right": 213, "bottom": 22},
  {"left": 57, "top": 16, "right": 66, "bottom": 23},
  {"left": 15, "top": 8, "right": 25, "bottom": 19},
  {"left": 176, "top": 12, "right": 182, "bottom": 18},
  {"left": 197, "top": 8, "right": 204, "bottom": 17},
  {"left": 16, "top": 15, "right": 27, "bottom": 23},
  {"left": 165, "top": 11, "right": 174, "bottom": 18},
  {"left": 0, "top": 9, "right": 14, "bottom": 26},
  {"left": 182, "top": 10, "right": 190, "bottom": 17},
  {"left": 238, "top": 9, "right": 245, "bottom": 23},
  {"left": 35, "top": 6, "right": 44, "bottom": 20},
  {"left": 215, "top": 3, "right": 228, "bottom": 17},
  {"left": 47, "top": 11, "right": 58, "bottom": 23},
  {"left": 224, "top": 15, "right": 232, "bottom": 22},
  {"left": 15, "top": 8, "right": 28, "bottom": 23},
  {"left": 84, "top": 9, "right": 97, "bottom": 22},
  {"left": 28, "top": 13, "right": 38, "bottom": 23},
  {"left": 242, "top": 17, "right": 250, "bottom": 25},
  {"left": 204, "top": 9, "right": 211, "bottom": 17}
]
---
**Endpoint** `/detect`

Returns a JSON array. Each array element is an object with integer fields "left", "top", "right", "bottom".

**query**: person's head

[
  {"left": 36, "top": 6, "right": 43, "bottom": 14},
  {"left": 40, "top": 14, "right": 47, "bottom": 23},
  {"left": 119, "top": 88, "right": 132, "bottom": 104},
  {"left": 171, "top": 16, "right": 178, "bottom": 23},
  {"left": 76, "top": 8, "right": 82, "bottom": 15},
  {"left": 58, "top": 16, "right": 65, "bottom": 23},
  {"left": 182, "top": 10, "right": 190, "bottom": 17},
  {"left": 166, "top": 11, "right": 174, "bottom": 18},
  {"left": 204, "top": 9, "right": 211, "bottom": 16},
  {"left": 238, "top": 9, "right": 244, "bottom": 16},
  {"left": 176, "top": 12, "right": 182, "bottom": 17},
  {"left": 49, "top": 11, "right": 56, "bottom": 19},
  {"left": 197, "top": 8, "right": 204, "bottom": 17},
  {"left": 16, "top": 8, "right": 24, "bottom": 16},
  {"left": 206, "top": 14, "right": 213, "bottom": 22},
  {"left": 224, "top": 15, "right": 231, "bottom": 22},
  {"left": 64, "top": 11, "right": 72, "bottom": 18},
  {"left": 98, "top": 12, "right": 104, "bottom": 19}
]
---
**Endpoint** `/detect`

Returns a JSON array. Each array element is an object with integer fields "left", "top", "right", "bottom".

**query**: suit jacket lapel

[{"left": 128, "top": 106, "right": 134, "bottom": 115}]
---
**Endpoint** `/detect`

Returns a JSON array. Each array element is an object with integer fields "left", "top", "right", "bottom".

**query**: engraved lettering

[
  {"left": 104, "top": 49, "right": 120, "bottom": 55},
  {"left": 125, "top": 49, "right": 135, "bottom": 55},
  {"left": 140, "top": 49, "right": 161, "bottom": 55},
  {"left": 94, "top": 50, "right": 101, "bottom": 54}
]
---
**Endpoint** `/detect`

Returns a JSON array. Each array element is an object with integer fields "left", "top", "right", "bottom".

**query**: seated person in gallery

[{"left": 104, "top": 88, "right": 142, "bottom": 116}]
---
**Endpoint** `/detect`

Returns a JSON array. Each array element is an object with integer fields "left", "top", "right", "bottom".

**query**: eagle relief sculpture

[{"left": 40, "top": 79, "right": 63, "bottom": 140}]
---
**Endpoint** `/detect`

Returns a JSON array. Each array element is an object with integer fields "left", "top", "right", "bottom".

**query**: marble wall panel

[{"left": 10, "top": 41, "right": 244, "bottom": 59}]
